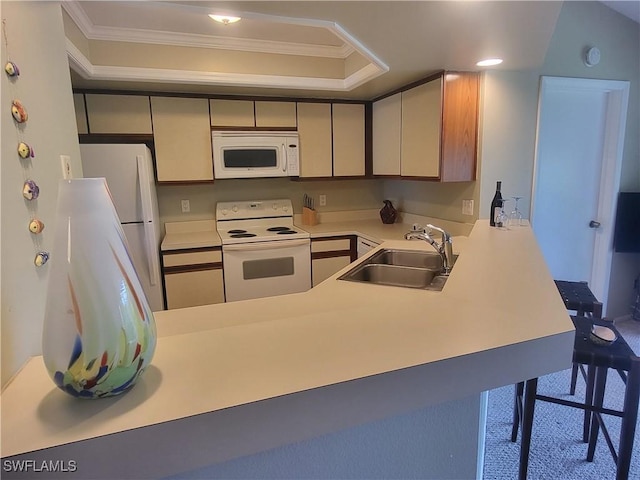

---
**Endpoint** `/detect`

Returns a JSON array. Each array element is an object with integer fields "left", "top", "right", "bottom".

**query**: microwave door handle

[
  {"left": 223, "top": 239, "right": 309, "bottom": 251},
  {"left": 282, "top": 143, "right": 287, "bottom": 173}
]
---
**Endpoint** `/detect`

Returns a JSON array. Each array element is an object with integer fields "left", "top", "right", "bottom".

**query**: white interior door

[{"left": 531, "top": 77, "right": 629, "bottom": 310}]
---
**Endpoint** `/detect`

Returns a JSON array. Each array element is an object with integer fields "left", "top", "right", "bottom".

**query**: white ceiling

[{"left": 65, "top": 1, "right": 636, "bottom": 100}]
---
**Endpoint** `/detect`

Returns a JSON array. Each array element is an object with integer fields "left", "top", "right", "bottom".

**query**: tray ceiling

[{"left": 64, "top": 1, "right": 570, "bottom": 100}]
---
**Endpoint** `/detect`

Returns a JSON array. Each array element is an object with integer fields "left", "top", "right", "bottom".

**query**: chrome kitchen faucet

[{"left": 405, "top": 224, "right": 454, "bottom": 275}]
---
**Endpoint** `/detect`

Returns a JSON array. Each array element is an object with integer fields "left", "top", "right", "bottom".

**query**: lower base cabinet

[
  {"left": 162, "top": 248, "right": 225, "bottom": 309},
  {"left": 311, "top": 236, "right": 357, "bottom": 287}
]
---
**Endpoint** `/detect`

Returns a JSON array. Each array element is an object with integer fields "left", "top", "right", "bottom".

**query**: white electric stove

[{"left": 216, "top": 199, "right": 311, "bottom": 302}]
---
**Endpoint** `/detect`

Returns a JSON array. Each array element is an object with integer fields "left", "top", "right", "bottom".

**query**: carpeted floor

[{"left": 483, "top": 317, "right": 640, "bottom": 480}]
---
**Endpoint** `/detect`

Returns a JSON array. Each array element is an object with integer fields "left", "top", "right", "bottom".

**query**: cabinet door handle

[{"left": 589, "top": 220, "right": 601, "bottom": 229}]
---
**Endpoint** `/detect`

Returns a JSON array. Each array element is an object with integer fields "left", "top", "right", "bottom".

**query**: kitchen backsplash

[
  {"left": 157, "top": 178, "right": 478, "bottom": 234},
  {"left": 157, "top": 178, "right": 383, "bottom": 225}
]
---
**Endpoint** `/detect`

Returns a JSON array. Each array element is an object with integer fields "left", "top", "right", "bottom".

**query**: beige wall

[
  {"left": 158, "top": 179, "right": 383, "bottom": 227},
  {"left": 1, "top": 1, "right": 82, "bottom": 387},
  {"left": 477, "top": 2, "right": 639, "bottom": 318}
]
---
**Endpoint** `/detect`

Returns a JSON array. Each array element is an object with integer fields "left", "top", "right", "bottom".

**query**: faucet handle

[{"left": 426, "top": 224, "right": 451, "bottom": 242}]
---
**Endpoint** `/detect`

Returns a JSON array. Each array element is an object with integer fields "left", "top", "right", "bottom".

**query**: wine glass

[
  {"left": 496, "top": 199, "right": 510, "bottom": 229},
  {"left": 509, "top": 196, "right": 524, "bottom": 227}
]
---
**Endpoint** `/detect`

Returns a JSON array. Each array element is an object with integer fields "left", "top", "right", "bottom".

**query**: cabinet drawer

[
  {"left": 311, "top": 238, "right": 351, "bottom": 253},
  {"left": 210, "top": 99, "right": 255, "bottom": 127},
  {"left": 163, "top": 250, "right": 222, "bottom": 267},
  {"left": 255, "top": 101, "right": 297, "bottom": 127}
]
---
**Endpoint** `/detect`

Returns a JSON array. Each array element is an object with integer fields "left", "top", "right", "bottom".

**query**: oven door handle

[{"left": 223, "top": 239, "right": 310, "bottom": 251}]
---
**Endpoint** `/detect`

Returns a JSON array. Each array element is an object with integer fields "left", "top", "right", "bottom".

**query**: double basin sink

[{"left": 338, "top": 248, "right": 457, "bottom": 292}]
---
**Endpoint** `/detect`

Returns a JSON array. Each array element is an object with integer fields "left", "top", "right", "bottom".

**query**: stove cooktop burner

[
  {"left": 277, "top": 230, "right": 297, "bottom": 235},
  {"left": 228, "top": 229, "right": 248, "bottom": 234},
  {"left": 267, "top": 226, "right": 291, "bottom": 232},
  {"left": 230, "top": 233, "right": 257, "bottom": 238}
]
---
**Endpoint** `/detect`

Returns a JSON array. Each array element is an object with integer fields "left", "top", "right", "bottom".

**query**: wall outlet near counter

[
  {"left": 462, "top": 199, "right": 474, "bottom": 216},
  {"left": 181, "top": 199, "right": 190, "bottom": 213},
  {"left": 60, "top": 155, "right": 73, "bottom": 179},
  {"left": 319, "top": 194, "right": 327, "bottom": 207}
]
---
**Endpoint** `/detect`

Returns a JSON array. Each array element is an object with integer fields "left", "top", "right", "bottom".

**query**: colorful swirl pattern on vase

[{"left": 43, "top": 179, "right": 156, "bottom": 399}]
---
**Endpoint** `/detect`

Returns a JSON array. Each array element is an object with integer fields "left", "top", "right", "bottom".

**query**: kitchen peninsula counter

[{"left": 1, "top": 221, "right": 574, "bottom": 479}]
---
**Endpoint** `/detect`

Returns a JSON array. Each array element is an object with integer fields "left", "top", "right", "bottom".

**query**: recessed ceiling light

[
  {"left": 209, "top": 14, "right": 241, "bottom": 25},
  {"left": 476, "top": 58, "right": 503, "bottom": 67}
]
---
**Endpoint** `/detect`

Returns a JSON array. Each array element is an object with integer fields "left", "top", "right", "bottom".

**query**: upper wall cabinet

[
  {"left": 151, "top": 97, "right": 213, "bottom": 182},
  {"left": 297, "top": 102, "right": 333, "bottom": 178},
  {"left": 73, "top": 93, "right": 88, "bottom": 134},
  {"left": 298, "top": 102, "right": 366, "bottom": 179},
  {"left": 372, "top": 93, "right": 401, "bottom": 175},
  {"left": 85, "top": 94, "right": 153, "bottom": 134},
  {"left": 372, "top": 71, "right": 479, "bottom": 182},
  {"left": 210, "top": 99, "right": 297, "bottom": 128},
  {"left": 332, "top": 103, "right": 365, "bottom": 177}
]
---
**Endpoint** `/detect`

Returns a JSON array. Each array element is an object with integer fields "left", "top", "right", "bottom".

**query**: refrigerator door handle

[{"left": 137, "top": 154, "right": 160, "bottom": 286}]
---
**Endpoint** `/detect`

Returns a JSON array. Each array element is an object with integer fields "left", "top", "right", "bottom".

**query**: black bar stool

[
  {"left": 554, "top": 280, "right": 604, "bottom": 440},
  {"left": 512, "top": 315, "right": 640, "bottom": 480}
]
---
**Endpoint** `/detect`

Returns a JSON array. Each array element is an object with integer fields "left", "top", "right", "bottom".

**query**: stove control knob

[
  {"left": 220, "top": 208, "right": 228, "bottom": 216},
  {"left": 232, "top": 205, "right": 239, "bottom": 213},
  {"left": 272, "top": 203, "right": 279, "bottom": 211},
  {"left": 282, "top": 205, "right": 289, "bottom": 212}
]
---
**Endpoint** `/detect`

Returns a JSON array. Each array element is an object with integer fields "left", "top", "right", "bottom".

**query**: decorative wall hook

[
  {"left": 22, "top": 179, "right": 40, "bottom": 200},
  {"left": 4, "top": 61, "right": 20, "bottom": 77},
  {"left": 11, "top": 99, "right": 28, "bottom": 123},
  {"left": 29, "top": 219, "right": 45, "bottom": 234},
  {"left": 34, "top": 251, "right": 50, "bottom": 267},
  {"left": 17, "top": 142, "right": 34, "bottom": 159}
]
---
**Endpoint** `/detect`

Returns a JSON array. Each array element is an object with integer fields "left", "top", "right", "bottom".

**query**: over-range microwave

[{"left": 212, "top": 131, "right": 300, "bottom": 179}]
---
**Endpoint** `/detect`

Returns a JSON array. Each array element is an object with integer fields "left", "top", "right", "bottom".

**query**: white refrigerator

[{"left": 80, "top": 144, "right": 164, "bottom": 311}]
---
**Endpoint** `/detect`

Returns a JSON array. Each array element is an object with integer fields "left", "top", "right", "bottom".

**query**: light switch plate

[
  {"left": 181, "top": 199, "right": 190, "bottom": 213},
  {"left": 60, "top": 155, "right": 73, "bottom": 179}
]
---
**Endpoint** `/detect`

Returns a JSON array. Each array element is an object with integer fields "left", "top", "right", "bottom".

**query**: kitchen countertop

[{"left": 0, "top": 220, "right": 574, "bottom": 473}]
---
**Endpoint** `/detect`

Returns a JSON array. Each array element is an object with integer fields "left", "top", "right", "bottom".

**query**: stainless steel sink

[
  {"left": 367, "top": 248, "right": 446, "bottom": 270},
  {"left": 337, "top": 248, "right": 456, "bottom": 291}
]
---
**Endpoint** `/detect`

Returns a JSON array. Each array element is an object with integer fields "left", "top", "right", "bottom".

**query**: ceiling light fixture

[
  {"left": 476, "top": 58, "right": 503, "bottom": 67},
  {"left": 209, "top": 14, "right": 241, "bottom": 25}
]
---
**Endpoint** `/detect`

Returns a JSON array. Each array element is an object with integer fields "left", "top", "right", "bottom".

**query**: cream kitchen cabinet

[
  {"left": 73, "top": 93, "right": 88, "bottom": 134},
  {"left": 151, "top": 96, "right": 214, "bottom": 182},
  {"left": 84, "top": 94, "right": 153, "bottom": 134},
  {"left": 332, "top": 103, "right": 365, "bottom": 177},
  {"left": 297, "top": 102, "right": 333, "bottom": 178},
  {"left": 372, "top": 93, "right": 401, "bottom": 175},
  {"left": 210, "top": 99, "right": 297, "bottom": 128},
  {"left": 162, "top": 248, "right": 224, "bottom": 309},
  {"left": 311, "top": 236, "right": 356, "bottom": 286},
  {"left": 372, "top": 72, "right": 479, "bottom": 182}
]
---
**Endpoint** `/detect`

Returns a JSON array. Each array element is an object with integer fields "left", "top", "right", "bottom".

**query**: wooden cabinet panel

[
  {"left": 210, "top": 99, "right": 254, "bottom": 127},
  {"left": 165, "top": 269, "right": 224, "bottom": 309},
  {"left": 441, "top": 73, "right": 479, "bottom": 182},
  {"left": 372, "top": 93, "right": 401, "bottom": 175},
  {"left": 255, "top": 101, "right": 297, "bottom": 127},
  {"left": 151, "top": 97, "right": 213, "bottom": 182},
  {"left": 86, "top": 94, "right": 152, "bottom": 134},
  {"left": 401, "top": 79, "right": 441, "bottom": 178},
  {"left": 312, "top": 256, "right": 351, "bottom": 287},
  {"left": 297, "top": 103, "right": 332, "bottom": 178},
  {"left": 332, "top": 103, "right": 365, "bottom": 176},
  {"left": 73, "top": 94, "right": 88, "bottom": 134}
]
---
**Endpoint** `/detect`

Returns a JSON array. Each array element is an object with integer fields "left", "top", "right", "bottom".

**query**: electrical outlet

[
  {"left": 462, "top": 199, "right": 474, "bottom": 216},
  {"left": 60, "top": 155, "right": 73, "bottom": 179},
  {"left": 181, "top": 199, "right": 190, "bottom": 213},
  {"left": 319, "top": 194, "right": 327, "bottom": 207}
]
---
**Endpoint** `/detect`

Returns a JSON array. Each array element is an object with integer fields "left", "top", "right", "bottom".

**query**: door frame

[{"left": 531, "top": 76, "right": 630, "bottom": 310}]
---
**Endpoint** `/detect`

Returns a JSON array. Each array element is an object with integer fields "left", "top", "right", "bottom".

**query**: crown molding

[
  {"left": 67, "top": 39, "right": 385, "bottom": 92},
  {"left": 62, "top": 1, "right": 354, "bottom": 59}
]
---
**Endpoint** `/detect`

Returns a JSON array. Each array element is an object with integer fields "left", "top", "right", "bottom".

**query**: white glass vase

[{"left": 42, "top": 178, "right": 157, "bottom": 398}]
